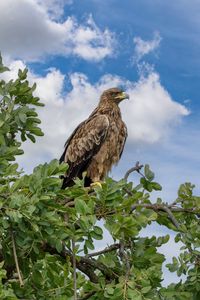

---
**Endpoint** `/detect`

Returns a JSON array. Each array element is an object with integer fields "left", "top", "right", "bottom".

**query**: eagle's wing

[
  {"left": 60, "top": 114, "right": 109, "bottom": 187},
  {"left": 119, "top": 122, "right": 128, "bottom": 159}
]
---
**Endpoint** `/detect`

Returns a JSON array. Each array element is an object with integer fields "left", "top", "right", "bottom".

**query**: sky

[{"left": 1, "top": 0, "right": 200, "bottom": 285}]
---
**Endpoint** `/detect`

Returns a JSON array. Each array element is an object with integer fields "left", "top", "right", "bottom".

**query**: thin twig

[
  {"left": 129, "top": 203, "right": 199, "bottom": 216},
  {"left": 72, "top": 239, "right": 77, "bottom": 300},
  {"left": 124, "top": 161, "right": 144, "bottom": 181},
  {"left": 130, "top": 202, "right": 181, "bottom": 230},
  {"left": 162, "top": 206, "right": 180, "bottom": 229},
  {"left": 65, "top": 201, "right": 75, "bottom": 207},
  {"left": 168, "top": 199, "right": 179, "bottom": 208},
  {"left": 11, "top": 231, "right": 24, "bottom": 287},
  {"left": 79, "top": 291, "right": 96, "bottom": 300},
  {"left": 45, "top": 244, "right": 113, "bottom": 283},
  {"left": 123, "top": 161, "right": 144, "bottom": 197},
  {"left": 119, "top": 234, "right": 130, "bottom": 300},
  {"left": 119, "top": 236, "right": 130, "bottom": 281},
  {"left": 80, "top": 256, "right": 118, "bottom": 281},
  {"left": 86, "top": 243, "right": 120, "bottom": 257}
]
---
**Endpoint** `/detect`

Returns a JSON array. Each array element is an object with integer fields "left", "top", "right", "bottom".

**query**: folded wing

[{"left": 60, "top": 114, "right": 109, "bottom": 188}]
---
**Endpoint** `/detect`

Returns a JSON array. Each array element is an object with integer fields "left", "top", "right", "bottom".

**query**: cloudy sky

[{"left": 1, "top": 0, "right": 200, "bottom": 285}]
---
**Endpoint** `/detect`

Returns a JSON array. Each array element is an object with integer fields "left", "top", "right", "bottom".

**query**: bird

[{"left": 59, "top": 87, "right": 129, "bottom": 188}]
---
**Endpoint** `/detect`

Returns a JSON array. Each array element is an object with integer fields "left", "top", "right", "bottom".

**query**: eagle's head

[{"left": 100, "top": 87, "right": 129, "bottom": 105}]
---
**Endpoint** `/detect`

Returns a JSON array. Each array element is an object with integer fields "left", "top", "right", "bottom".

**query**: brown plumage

[{"left": 60, "top": 87, "right": 129, "bottom": 188}]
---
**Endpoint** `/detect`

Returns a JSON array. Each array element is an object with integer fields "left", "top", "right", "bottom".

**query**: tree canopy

[{"left": 0, "top": 55, "right": 200, "bottom": 300}]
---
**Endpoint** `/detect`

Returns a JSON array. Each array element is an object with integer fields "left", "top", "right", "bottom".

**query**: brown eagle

[{"left": 60, "top": 87, "right": 129, "bottom": 188}]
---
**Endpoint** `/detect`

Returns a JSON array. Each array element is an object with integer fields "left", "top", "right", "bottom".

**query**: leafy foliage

[{"left": 0, "top": 55, "right": 200, "bottom": 299}]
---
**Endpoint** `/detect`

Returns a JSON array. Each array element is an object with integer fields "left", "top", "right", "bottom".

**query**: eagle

[{"left": 60, "top": 87, "right": 129, "bottom": 188}]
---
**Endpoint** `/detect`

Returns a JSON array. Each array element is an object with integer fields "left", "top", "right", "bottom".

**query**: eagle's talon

[{"left": 90, "top": 181, "right": 102, "bottom": 189}]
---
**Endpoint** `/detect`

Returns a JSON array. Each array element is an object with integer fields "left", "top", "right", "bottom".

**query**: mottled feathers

[{"left": 60, "top": 87, "right": 129, "bottom": 188}]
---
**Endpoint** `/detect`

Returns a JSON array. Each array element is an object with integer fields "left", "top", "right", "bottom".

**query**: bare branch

[
  {"left": 168, "top": 199, "right": 179, "bottom": 208},
  {"left": 44, "top": 243, "right": 118, "bottom": 283},
  {"left": 162, "top": 206, "right": 180, "bottom": 229},
  {"left": 79, "top": 291, "right": 96, "bottom": 300},
  {"left": 119, "top": 236, "right": 130, "bottom": 282},
  {"left": 11, "top": 231, "right": 24, "bottom": 287},
  {"left": 124, "top": 161, "right": 144, "bottom": 181},
  {"left": 130, "top": 203, "right": 199, "bottom": 216},
  {"left": 45, "top": 244, "right": 98, "bottom": 283},
  {"left": 72, "top": 239, "right": 77, "bottom": 300},
  {"left": 86, "top": 243, "right": 120, "bottom": 257},
  {"left": 79, "top": 255, "right": 118, "bottom": 281},
  {"left": 76, "top": 260, "right": 98, "bottom": 283}
]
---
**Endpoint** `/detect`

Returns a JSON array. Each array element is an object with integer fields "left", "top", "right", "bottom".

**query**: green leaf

[
  {"left": 75, "top": 198, "right": 88, "bottom": 215},
  {"left": 30, "top": 127, "right": 44, "bottom": 136},
  {"left": 19, "top": 112, "right": 27, "bottom": 123},
  {"left": 93, "top": 226, "right": 103, "bottom": 235},
  {"left": 106, "top": 287, "right": 114, "bottom": 295},
  {"left": 21, "top": 132, "right": 26, "bottom": 141},
  {"left": 152, "top": 182, "right": 162, "bottom": 191},
  {"left": 55, "top": 240, "right": 63, "bottom": 253},
  {"left": 144, "top": 164, "right": 155, "bottom": 181},
  {"left": 47, "top": 159, "right": 59, "bottom": 175},
  {"left": 27, "top": 133, "right": 36, "bottom": 143},
  {"left": 0, "top": 134, "right": 5, "bottom": 145},
  {"left": 90, "top": 231, "right": 102, "bottom": 240},
  {"left": 0, "top": 66, "right": 9, "bottom": 73},
  {"left": 141, "top": 286, "right": 151, "bottom": 294},
  {"left": 85, "top": 239, "right": 94, "bottom": 250},
  {"left": 18, "top": 68, "right": 28, "bottom": 80}
]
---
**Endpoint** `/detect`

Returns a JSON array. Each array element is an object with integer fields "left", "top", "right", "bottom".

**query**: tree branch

[
  {"left": 161, "top": 206, "right": 180, "bottom": 229},
  {"left": 72, "top": 239, "right": 77, "bottom": 300},
  {"left": 129, "top": 203, "right": 199, "bottom": 216},
  {"left": 79, "top": 291, "right": 96, "bottom": 300},
  {"left": 45, "top": 244, "right": 98, "bottom": 283},
  {"left": 44, "top": 243, "right": 118, "bottom": 283},
  {"left": 86, "top": 243, "right": 120, "bottom": 257},
  {"left": 124, "top": 161, "right": 144, "bottom": 181},
  {"left": 11, "top": 231, "right": 24, "bottom": 287},
  {"left": 78, "top": 255, "right": 118, "bottom": 281}
]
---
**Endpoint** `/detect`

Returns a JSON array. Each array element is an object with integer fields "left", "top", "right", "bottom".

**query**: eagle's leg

[{"left": 84, "top": 173, "right": 102, "bottom": 188}]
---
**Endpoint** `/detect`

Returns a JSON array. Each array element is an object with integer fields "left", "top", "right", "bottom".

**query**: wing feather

[
  {"left": 60, "top": 114, "right": 109, "bottom": 187},
  {"left": 119, "top": 122, "right": 128, "bottom": 159}
]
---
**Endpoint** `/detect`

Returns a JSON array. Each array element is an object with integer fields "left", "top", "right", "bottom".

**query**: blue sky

[
  {"left": 0, "top": 0, "right": 200, "bottom": 285},
  {"left": 29, "top": 0, "right": 200, "bottom": 110}
]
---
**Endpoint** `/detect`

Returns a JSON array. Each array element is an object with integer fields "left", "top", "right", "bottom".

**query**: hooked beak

[
  {"left": 117, "top": 91, "right": 130, "bottom": 101},
  {"left": 122, "top": 92, "right": 129, "bottom": 99}
]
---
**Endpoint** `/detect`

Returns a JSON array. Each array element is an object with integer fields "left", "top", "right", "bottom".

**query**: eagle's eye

[
  {"left": 109, "top": 92, "right": 115, "bottom": 98},
  {"left": 114, "top": 91, "right": 121, "bottom": 97}
]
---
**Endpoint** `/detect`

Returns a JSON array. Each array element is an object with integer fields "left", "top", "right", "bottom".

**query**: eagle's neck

[{"left": 97, "top": 99, "right": 121, "bottom": 119}]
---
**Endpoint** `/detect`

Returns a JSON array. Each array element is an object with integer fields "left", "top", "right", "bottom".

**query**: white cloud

[
  {"left": 36, "top": 0, "right": 73, "bottom": 20},
  {"left": 123, "top": 72, "right": 189, "bottom": 144},
  {"left": 2, "top": 59, "right": 188, "bottom": 172},
  {"left": 0, "top": 0, "right": 115, "bottom": 62},
  {"left": 133, "top": 32, "right": 162, "bottom": 62},
  {"left": 72, "top": 15, "right": 115, "bottom": 61}
]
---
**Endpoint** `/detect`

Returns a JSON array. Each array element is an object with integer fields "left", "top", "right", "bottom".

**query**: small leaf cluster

[{"left": 0, "top": 53, "right": 44, "bottom": 181}]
